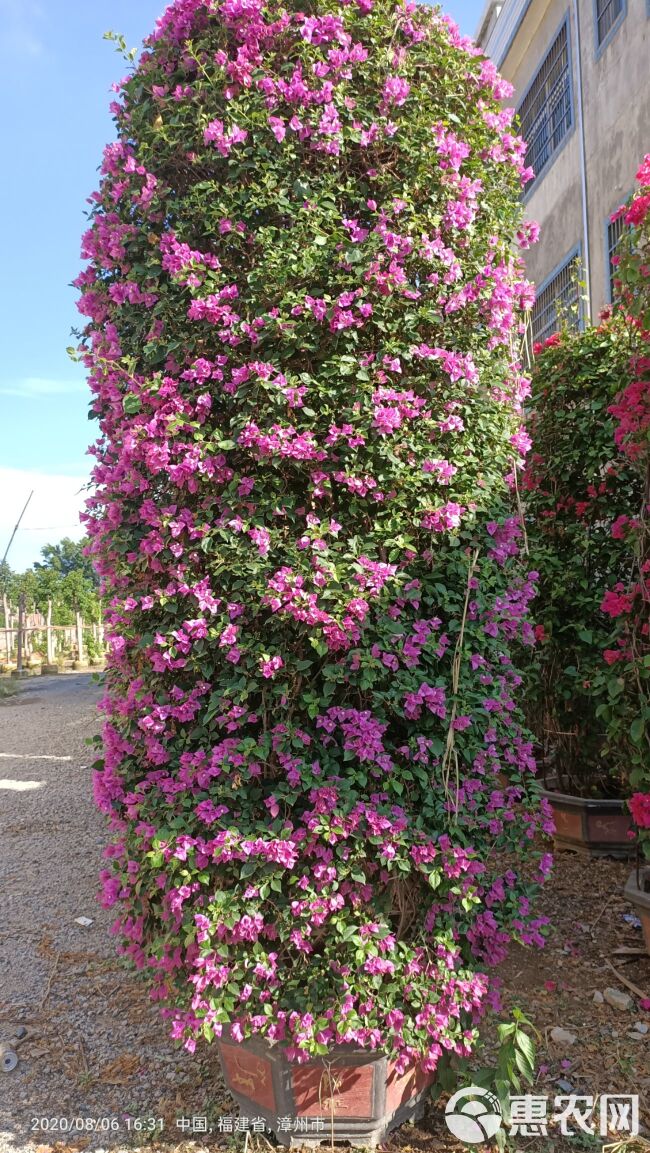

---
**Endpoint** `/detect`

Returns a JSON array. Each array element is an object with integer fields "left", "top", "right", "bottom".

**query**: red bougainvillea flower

[
  {"left": 625, "top": 194, "right": 650, "bottom": 228},
  {"left": 601, "top": 586, "right": 634, "bottom": 618},
  {"left": 637, "top": 154, "right": 650, "bottom": 185},
  {"left": 629, "top": 793, "right": 650, "bottom": 829}
]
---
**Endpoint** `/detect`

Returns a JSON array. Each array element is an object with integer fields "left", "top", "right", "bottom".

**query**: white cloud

[
  {"left": 0, "top": 377, "right": 85, "bottom": 398},
  {"left": 0, "top": 0, "right": 44, "bottom": 58},
  {"left": 0, "top": 468, "right": 90, "bottom": 572}
]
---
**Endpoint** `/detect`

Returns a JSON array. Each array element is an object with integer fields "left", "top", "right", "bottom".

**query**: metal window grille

[
  {"left": 596, "top": 0, "right": 624, "bottom": 45},
  {"left": 518, "top": 24, "right": 572, "bottom": 184},
  {"left": 607, "top": 213, "right": 626, "bottom": 300},
  {"left": 531, "top": 255, "right": 581, "bottom": 345}
]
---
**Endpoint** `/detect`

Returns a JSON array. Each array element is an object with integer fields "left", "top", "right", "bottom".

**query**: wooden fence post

[
  {"left": 2, "top": 593, "right": 11, "bottom": 664},
  {"left": 76, "top": 612, "right": 84, "bottom": 664},
  {"left": 47, "top": 600, "right": 54, "bottom": 664},
  {"left": 16, "top": 594, "right": 25, "bottom": 674}
]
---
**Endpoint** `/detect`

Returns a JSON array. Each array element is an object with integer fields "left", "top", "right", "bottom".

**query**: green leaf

[
  {"left": 630, "top": 718, "right": 645, "bottom": 745},
  {"left": 514, "top": 1047, "right": 534, "bottom": 1084},
  {"left": 608, "top": 677, "right": 624, "bottom": 700}
]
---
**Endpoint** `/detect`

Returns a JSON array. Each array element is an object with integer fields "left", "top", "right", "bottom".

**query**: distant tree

[
  {"left": 0, "top": 560, "right": 16, "bottom": 602},
  {"left": 0, "top": 538, "right": 101, "bottom": 627},
  {"left": 0, "top": 562, "right": 24, "bottom": 625},
  {"left": 57, "top": 569, "right": 101, "bottom": 623},
  {"left": 35, "top": 537, "right": 98, "bottom": 587}
]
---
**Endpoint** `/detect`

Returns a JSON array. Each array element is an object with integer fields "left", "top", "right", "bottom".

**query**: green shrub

[{"left": 524, "top": 319, "right": 642, "bottom": 795}]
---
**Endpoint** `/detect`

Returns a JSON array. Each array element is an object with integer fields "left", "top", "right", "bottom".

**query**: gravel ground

[
  {"left": 1, "top": 675, "right": 649, "bottom": 1153},
  {"left": 0, "top": 675, "right": 222, "bottom": 1153}
]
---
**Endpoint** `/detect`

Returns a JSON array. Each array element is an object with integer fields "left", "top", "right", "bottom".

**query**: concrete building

[{"left": 475, "top": 0, "right": 650, "bottom": 342}]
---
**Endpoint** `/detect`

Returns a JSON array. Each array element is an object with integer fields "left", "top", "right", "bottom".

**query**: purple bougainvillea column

[{"left": 77, "top": 0, "right": 552, "bottom": 1089}]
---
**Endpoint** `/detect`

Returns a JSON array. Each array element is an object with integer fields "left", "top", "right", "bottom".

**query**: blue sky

[{"left": 0, "top": 0, "right": 484, "bottom": 569}]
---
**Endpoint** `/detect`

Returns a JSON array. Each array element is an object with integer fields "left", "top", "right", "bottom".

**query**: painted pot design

[
  {"left": 216, "top": 1033, "right": 435, "bottom": 1148},
  {"left": 542, "top": 789, "right": 633, "bottom": 858}
]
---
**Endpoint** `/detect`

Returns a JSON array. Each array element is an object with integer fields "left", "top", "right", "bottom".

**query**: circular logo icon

[{"left": 445, "top": 1086, "right": 503, "bottom": 1144}]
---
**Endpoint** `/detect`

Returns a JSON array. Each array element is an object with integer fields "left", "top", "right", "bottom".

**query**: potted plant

[
  {"left": 523, "top": 318, "right": 644, "bottom": 856},
  {"left": 80, "top": 0, "right": 550, "bottom": 1143},
  {"left": 624, "top": 858, "right": 650, "bottom": 955}
]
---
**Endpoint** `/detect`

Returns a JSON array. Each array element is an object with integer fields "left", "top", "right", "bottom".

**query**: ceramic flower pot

[
  {"left": 216, "top": 1033, "right": 435, "bottom": 1148},
  {"left": 624, "top": 868, "right": 650, "bottom": 954},
  {"left": 541, "top": 788, "right": 633, "bottom": 858}
]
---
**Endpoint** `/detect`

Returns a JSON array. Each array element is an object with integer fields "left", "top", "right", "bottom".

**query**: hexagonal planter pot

[
  {"left": 541, "top": 788, "right": 633, "bottom": 858},
  {"left": 624, "top": 868, "right": 650, "bottom": 955},
  {"left": 216, "top": 1033, "right": 435, "bottom": 1148}
]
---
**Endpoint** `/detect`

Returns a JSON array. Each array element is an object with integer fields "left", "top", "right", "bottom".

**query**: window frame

[
  {"left": 603, "top": 192, "right": 631, "bottom": 306},
  {"left": 517, "top": 14, "right": 574, "bottom": 194},
  {"left": 531, "top": 247, "right": 584, "bottom": 346},
  {"left": 593, "top": 0, "right": 626, "bottom": 58},
  {"left": 604, "top": 200, "right": 630, "bottom": 304}
]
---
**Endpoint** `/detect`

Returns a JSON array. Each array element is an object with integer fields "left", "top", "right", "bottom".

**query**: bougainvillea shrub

[
  {"left": 77, "top": 0, "right": 550, "bottom": 1073},
  {"left": 604, "top": 157, "right": 650, "bottom": 852},
  {"left": 522, "top": 319, "right": 642, "bottom": 796}
]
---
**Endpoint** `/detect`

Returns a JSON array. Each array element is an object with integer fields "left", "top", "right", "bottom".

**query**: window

[
  {"left": 532, "top": 253, "right": 582, "bottom": 345},
  {"left": 518, "top": 23, "right": 572, "bottom": 186},
  {"left": 595, "top": 0, "right": 624, "bottom": 48},
  {"left": 607, "top": 212, "right": 626, "bottom": 301}
]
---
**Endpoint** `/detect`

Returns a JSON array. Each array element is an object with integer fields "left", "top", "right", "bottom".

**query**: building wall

[
  {"left": 504, "top": 0, "right": 583, "bottom": 299},
  {"left": 479, "top": 0, "right": 650, "bottom": 321},
  {"left": 579, "top": 1, "right": 650, "bottom": 311}
]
